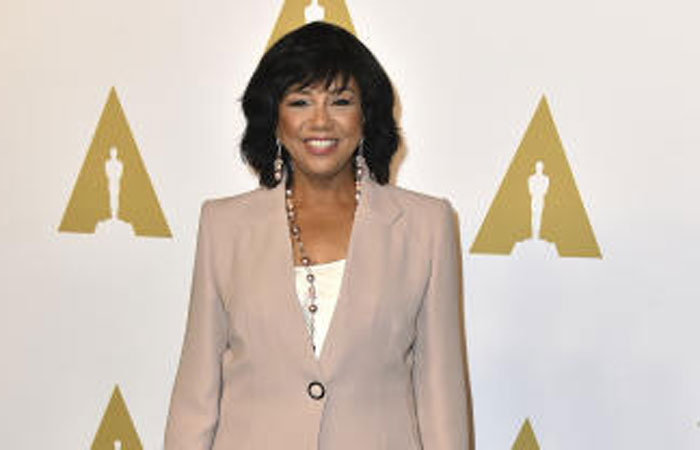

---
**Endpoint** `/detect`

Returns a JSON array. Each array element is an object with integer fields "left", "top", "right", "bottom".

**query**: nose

[{"left": 310, "top": 104, "right": 331, "bottom": 129}]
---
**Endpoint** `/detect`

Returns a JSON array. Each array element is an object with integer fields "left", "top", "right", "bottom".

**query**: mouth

[{"left": 303, "top": 138, "right": 339, "bottom": 155}]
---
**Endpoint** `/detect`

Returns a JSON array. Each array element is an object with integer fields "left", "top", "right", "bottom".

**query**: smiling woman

[
  {"left": 240, "top": 22, "right": 398, "bottom": 189},
  {"left": 276, "top": 77, "right": 363, "bottom": 184},
  {"left": 164, "top": 21, "right": 473, "bottom": 450}
]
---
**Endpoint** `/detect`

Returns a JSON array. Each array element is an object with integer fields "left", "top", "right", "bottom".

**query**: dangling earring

[
  {"left": 354, "top": 139, "right": 365, "bottom": 203},
  {"left": 274, "top": 138, "right": 283, "bottom": 182}
]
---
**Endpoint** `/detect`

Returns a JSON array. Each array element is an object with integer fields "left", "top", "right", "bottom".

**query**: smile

[{"left": 304, "top": 138, "right": 339, "bottom": 154}]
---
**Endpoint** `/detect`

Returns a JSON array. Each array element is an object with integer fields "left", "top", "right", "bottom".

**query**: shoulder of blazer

[
  {"left": 199, "top": 186, "right": 279, "bottom": 232},
  {"left": 197, "top": 180, "right": 454, "bottom": 233},
  {"left": 374, "top": 182, "right": 453, "bottom": 225},
  {"left": 371, "top": 184, "right": 458, "bottom": 261}
]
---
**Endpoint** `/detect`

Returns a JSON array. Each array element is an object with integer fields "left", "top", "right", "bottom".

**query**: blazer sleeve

[
  {"left": 164, "top": 201, "right": 228, "bottom": 450},
  {"left": 412, "top": 199, "right": 473, "bottom": 449}
]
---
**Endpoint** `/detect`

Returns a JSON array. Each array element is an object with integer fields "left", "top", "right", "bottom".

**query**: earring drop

[
  {"left": 274, "top": 138, "right": 283, "bottom": 182},
  {"left": 354, "top": 139, "right": 365, "bottom": 203}
]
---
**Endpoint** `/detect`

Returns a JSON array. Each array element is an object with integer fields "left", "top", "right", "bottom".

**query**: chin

[{"left": 297, "top": 163, "right": 351, "bottom": 181}]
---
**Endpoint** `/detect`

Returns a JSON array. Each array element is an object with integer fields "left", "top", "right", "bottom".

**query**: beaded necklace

[{"left": 284, "top": 155, "right": 363, "bottom": 352}]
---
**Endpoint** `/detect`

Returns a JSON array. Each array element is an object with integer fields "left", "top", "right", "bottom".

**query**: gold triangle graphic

[
  {"left": 90, "top": 385, "right": 143, "bottom": 450},
  {"left": 511, "top": 418, "right": 541, "bottom": 450},
  {"left": 470, "top": 96, "right": 601, "bottom": 258},
  {"left": 266, "top": 0, "right": 356, "bottom": 50},
  {"left": 58, "top": 87, "right": 171, "bottom": 238}
]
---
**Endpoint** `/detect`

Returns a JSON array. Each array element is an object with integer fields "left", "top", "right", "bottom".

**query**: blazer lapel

[
  {"left": 258, "top": 176, "right": 404, "bottom": 375},
  {"left": 318, "top": 178, "right": 403, "bottom": 374},
  {"left": 249, "top": 180, "right": 321, "bottom": 372}
]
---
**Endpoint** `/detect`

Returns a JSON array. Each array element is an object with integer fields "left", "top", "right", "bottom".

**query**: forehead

[{"left": 285, "top": 76, "right": 359, "bottom": 94}]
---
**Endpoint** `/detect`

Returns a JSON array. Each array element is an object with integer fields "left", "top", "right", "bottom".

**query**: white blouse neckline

[{"left": 294, "top": 258, "right": 346, "bottom": 271}]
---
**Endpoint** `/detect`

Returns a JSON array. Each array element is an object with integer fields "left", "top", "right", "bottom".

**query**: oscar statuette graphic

[
  {"left": 266, "top": 0, "right": 356, "bottom": 50},
  {"left": 470, "top": 96, "right": 601, "bottom": 258},
  {"left": 59, "top": 87, "right": 171, "bottom": 238}
]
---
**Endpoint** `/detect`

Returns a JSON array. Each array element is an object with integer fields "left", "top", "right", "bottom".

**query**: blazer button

[{"left": 307, "top": 381, "right": 325, "bottom": 400}]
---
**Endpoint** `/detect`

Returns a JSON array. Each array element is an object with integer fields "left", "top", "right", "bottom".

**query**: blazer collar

[
  {"left": 255, "top": 173, "right": 403, "bottom": 372},
  {"left": 262, "top": 173, "right": 404, "bottom": 227},
  {"left": 359, "top": 175, "right": 403, "bottom": 226}
]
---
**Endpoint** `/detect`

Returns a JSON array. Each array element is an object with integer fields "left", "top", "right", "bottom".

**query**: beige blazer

[{"left": 164, "top": 176, "right": 473, "bottom": 450}]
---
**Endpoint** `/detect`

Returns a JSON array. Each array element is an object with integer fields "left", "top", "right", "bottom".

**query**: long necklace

[{"left": 284, "top": 156, "right": 363, "bottom": 353}]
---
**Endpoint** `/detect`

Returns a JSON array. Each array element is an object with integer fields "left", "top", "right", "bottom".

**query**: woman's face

[{"left": 277, "top": 77, "right": 363, "bottom": 184}]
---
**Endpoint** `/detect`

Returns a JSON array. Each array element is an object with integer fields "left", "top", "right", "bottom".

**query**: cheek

[
  {"left": 277, "top": 108, "right": 304, "bottom": 137},
  {"left": 340, "top": 110, "right": 363, "bottom": 136}
]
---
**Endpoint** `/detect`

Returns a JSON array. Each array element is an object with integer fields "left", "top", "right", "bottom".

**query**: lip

[{"left": 303, "top": 138, "right": 339, "bottom": 156}]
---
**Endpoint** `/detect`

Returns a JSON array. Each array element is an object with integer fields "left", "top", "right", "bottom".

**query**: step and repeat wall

[{"left": 1, "top": 0, "right": 699, "bottom": 448}]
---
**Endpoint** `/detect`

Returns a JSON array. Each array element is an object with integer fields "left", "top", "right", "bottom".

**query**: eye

[
  {"left": 287, "top": 99, "right": 309, "bottom": 107},
  {"left": 332, "top": 97, "right": 354, "bottom": 106}
]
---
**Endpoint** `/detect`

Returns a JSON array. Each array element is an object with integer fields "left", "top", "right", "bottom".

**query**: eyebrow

[
  {"left": 289, "top": 86, "right": 357, "bottom": 95},
  {"left": 330, "top": 86, "right": 356, "bottom": 95}
]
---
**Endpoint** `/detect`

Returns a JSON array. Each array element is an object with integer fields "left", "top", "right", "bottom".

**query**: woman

[{"left": 164, "top": 21, "right": 472, "bottom": 450}]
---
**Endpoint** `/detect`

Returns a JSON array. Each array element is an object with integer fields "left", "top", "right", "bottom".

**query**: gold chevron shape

[
  {"left": 512, "top": 418, "right": 541, "bottom": 450},
  {"left": 58, "top": 87, "right": 171, "bottom": 238},
  {"left": 266, "top": 0, "right": 356, "bottom": 50},
  {"left": 470, "top": 96, "right": 601, "bottom": 258},
  {"left": 90, "top": 385, "right": 143, "bottom": 450}
]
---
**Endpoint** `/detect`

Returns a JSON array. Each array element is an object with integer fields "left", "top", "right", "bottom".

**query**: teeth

[{"left": 307, "top": 139, "right": 336, "bottom": 149}]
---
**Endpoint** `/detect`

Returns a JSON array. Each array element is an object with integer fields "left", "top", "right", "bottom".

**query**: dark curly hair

[{"left": 241, "top": 21, "right": 400, "bottom": 187}]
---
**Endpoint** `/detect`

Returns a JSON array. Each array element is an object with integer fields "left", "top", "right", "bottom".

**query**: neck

[{"left": 290, "top": 168, "right": 356, "bottom": 207}]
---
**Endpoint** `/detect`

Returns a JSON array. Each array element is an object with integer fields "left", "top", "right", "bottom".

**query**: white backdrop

[{"left": 1, "top": 0, "right": 699, "bottom": 448}]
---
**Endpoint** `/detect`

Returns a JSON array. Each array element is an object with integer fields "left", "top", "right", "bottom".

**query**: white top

[{"left": 294, "top": 259, "right": 346, "bottom": 358}]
